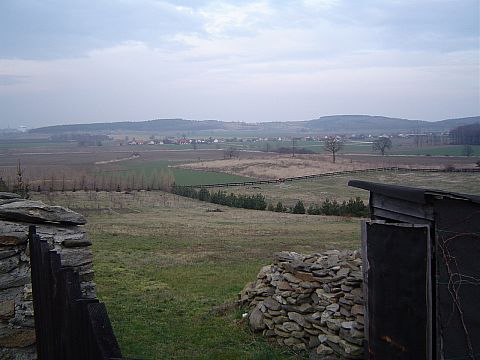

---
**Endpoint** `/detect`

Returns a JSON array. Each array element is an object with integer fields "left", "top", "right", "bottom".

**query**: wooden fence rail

[
  {"left": 28, "top": 226, "right": 128, "bottom": 360},
  {"left": 186, "top": 167, "right": 480, "bottom": 189}
]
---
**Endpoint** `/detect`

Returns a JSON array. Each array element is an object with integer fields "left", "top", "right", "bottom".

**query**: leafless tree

[
  {"left": 324, "top": 137, "right": 344, "bottom": 163},
  {"left": 224, "top": 147, "right": 237, "bottom": 159},
  {"left": 372, "top": 137, "right": 392, "bottom": 156}
]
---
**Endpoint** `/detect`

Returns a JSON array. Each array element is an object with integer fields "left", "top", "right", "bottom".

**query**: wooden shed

[{"left": 348, "top": 180, "right": 480, "bottom": 360}]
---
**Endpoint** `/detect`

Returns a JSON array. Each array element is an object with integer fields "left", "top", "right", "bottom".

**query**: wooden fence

[
  {"left": 186, "top": 167, "right": 480, "bottom": 188},
  {"left": 28, "top": 226, "right": 127, "bottom": 360}
]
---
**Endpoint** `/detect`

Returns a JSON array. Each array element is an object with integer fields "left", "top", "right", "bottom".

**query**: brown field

[{"left": 175, "top": 153, "right": 478, "bottom": 180}]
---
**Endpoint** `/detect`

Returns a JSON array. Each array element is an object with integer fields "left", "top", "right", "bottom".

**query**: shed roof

[{"left": 348, "top": 180, "right": 480, "bottom": 205}]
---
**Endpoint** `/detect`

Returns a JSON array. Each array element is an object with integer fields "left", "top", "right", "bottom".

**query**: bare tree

[
  {"left": 224, "top": 147, "right": 237, "bottom": 159},
  {"left": 372, "top": 137, "right": 392, "bottom": 156},
  {"left": 324, "top": 137, "right": 344, "bottom": 163}
]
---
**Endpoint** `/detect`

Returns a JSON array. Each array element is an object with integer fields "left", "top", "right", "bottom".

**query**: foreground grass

[{"left": 61, "top": 193, "right": 360, "bottom": 359}]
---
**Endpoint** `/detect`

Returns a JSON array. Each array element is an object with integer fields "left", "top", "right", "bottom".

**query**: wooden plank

[
  {"left": 364, "top": 222, "right": 432, "bottom": 360},
  {"left": 371, "top": 193, "right": 434, "bottom": 221}
]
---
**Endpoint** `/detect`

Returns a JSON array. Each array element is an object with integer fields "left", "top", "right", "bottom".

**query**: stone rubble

[
  {"left": 0, "top": 193, "right": 93, "bottom": 360},
  {"left": 239, "top": 250, "right": 364, "bottom": 360}
]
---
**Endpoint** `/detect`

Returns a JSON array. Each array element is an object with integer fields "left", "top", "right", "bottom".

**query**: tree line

[
  {"left": 172, "top": 185, "right": 369, "bottom": 217},
  {"left": 269, "top": 198, "right": 368, "bottom": 217}
]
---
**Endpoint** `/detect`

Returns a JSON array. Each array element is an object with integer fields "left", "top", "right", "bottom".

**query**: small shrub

[
  {"left": 274, "top": 201, "right": 285, "bottom": 213},
  {"left": 307, "top": 203, "right": 321, "bottom": 215},
  {"left": 292, "top": 200, "right": 305, "bottom": 214}
]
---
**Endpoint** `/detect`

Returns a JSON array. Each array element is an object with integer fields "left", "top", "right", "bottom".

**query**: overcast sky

[{"left": 0, "top": 0, "right": 479, "bottom": 128}]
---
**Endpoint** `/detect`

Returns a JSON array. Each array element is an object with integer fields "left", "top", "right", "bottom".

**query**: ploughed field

[{"left": 1, "top": 139, "right": 478, "bottom": 190}]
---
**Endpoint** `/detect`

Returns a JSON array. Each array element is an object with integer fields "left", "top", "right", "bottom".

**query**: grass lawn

[{"left": 35, "top": 191, "right": 359, "bottom": 359}]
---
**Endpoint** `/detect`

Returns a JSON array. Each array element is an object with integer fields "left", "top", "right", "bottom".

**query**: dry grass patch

[{"left": 175, "top": 154, "right": 380, "bottom": 179}]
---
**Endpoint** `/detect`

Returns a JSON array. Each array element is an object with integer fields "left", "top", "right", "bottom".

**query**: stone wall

[
  {"left": 0, "top": 192, "right": 94, "bottom": 360},
  {"left": 239, "top": 250, "right": 364, "bottom": 360}
]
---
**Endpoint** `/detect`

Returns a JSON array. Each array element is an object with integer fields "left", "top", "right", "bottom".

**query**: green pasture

[
  {"left": 96, "top": 159, "right": 253, "bottom": 187},
  {"left": 393, "top": 144, "right": 480, "bottom": 156},
  {"left": 35, "top": 191, "right": 360, "bottom": 359},
  {"left": 32, "top": 168, "right": 479, "bottom": 359}
]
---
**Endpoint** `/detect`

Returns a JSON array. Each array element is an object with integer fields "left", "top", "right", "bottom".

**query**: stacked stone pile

[
  {"left": 239, "top": 250, "right": 364, "bottom": 360},
  {"left": 0, "top": 192, "right": 93, "bottom": 360}
]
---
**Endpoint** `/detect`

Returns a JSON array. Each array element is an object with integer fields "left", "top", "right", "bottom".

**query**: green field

[
  {"left": 35, "top": 191, "right": 359, "bottom": 359},
  {"left": 109, "top": 159, "right": 253, "bottom": 186},
  {"left": 393, "top": 144, "right": 480, "bottom": 156},
  {"left": 30, "top": 168, "right": 479, "bottom": 359}
]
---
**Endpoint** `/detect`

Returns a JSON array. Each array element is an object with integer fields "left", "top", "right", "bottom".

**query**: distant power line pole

[{"left": 292, "top": 138, "right": 296, "bottom": 157}]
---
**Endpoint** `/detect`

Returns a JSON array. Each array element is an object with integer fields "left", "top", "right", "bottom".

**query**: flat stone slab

[
  {"left": 0, "top": 200, "right": 86, "bottom": 225},
  {"left": 0, "top": 193, "right": 21, "bottom": 200}
]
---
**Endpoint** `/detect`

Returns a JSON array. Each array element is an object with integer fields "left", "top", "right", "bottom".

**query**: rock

[
  {"left": 0, "top": 249, "right": 19, "bottom": 260},
  {"left": 0, "top": 328, "right": 36, "bottom": 347},
  {"left": 293, "top": 271, "right": 316, "bottom": 282},
  {"left": 341, "top": 321, "right": 355, "bottom": 330},
  {"left": 263, "top": 297, "right": 281, "bottom": 311},
  {"left": 351, "top": 288, "right": 363, "bottom": 298},
  {"left": 257, "top": 265, "right": 272, "bottom": 279},
  {"left": 305, "top": 327, "right": 321, "bottom": 336},
  {"left": 339, "top": 328, "right": 364, "bottom": 346},
  {"left": 326, "top": 334, "right": 341, "bottom": 344},
  {"left": 0, "top": 200, "right": 86, "bottom": 225},
  {"left": 283, "top": 321, "right": 301, "bottom": 332},
  {"left": 58, "top": 248, "right": 93, "bottom": 267},
  {"left": 274, "top": 328, "right": 290, "bottom": 338},
  {"left": 326, "top": 318, "right": 342, "bottom": 331},
  {"left": 282, "top": 303, "right": 313, "bottom": 314},
  {"left": 294, "top": 342, "right": 307, "bottom": 351},
  {"left": 309, "top": 335, "right": 321, "bottom": 348},
  {"left": 249, "top": 306, "right": 265, "bottom": 332},
  {"left": 0, "top": 256, "right": 19, "bottom": 274},
  {"left": 288, "top": 312, "right": 307, "bottom": 327},
  {"left": 336, "top": 268, "right": 350, "bottom": 277},
  {"left": 326, "top": 303, "right": 339, "bottom": 312},
  {"left": 0, "top": 193, "right": 21, "bottom": 200},
  {"left": 292, "top": 330, "right": 306, "bottom": 339},
  {"left": 263, "top": 329, "right": 275, "bottom": 337},
  {"left": 339, "top": 338, "right": 363, "bottom": 357},
  {"left": 276, "top": 281, "right": 293, "bottom": 291},
  {"left": 318, "top": 334, "right": 328, "bottom": 343},
  {"left": 283, "top": 273, "right": 302, "bottom": 284},
  {"left": 0, "top": 300, "right": 15, "bottom": 320},
  {"left": 316, "top": 344, "right": 334, "bottom": 355},
  {"left": 339, "top": 306, "right": 351, "bottom": 317},
  {"left": 264, "top": 318, "right": 274, "bottom": 329},
  {"left": 284, "top": 337, "right": 303, "bottom": 347},
  {"left": 0, "top": 267, "right": 30, "bottom": 290},
  {"left": 351, "top": 304, "right": 364, "bottom": 316},
  {"left": 0, "top": 233, "right": 28, "bottom": 246}
]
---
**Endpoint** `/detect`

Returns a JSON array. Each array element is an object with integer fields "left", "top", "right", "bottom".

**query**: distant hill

[
  {"left": 29, "top": 119, "right": 226, "bottom": 134},
  {"left": 30, "top": 115, "right": 480, "bottom": 135}
]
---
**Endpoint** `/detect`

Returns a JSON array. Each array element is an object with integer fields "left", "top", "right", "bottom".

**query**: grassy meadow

[
  {"left": 30, "top": 169, "right": 479, "bottom": 359},
  {"left": 34, "top": 191, "right": 359, "bottom": 359}
]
